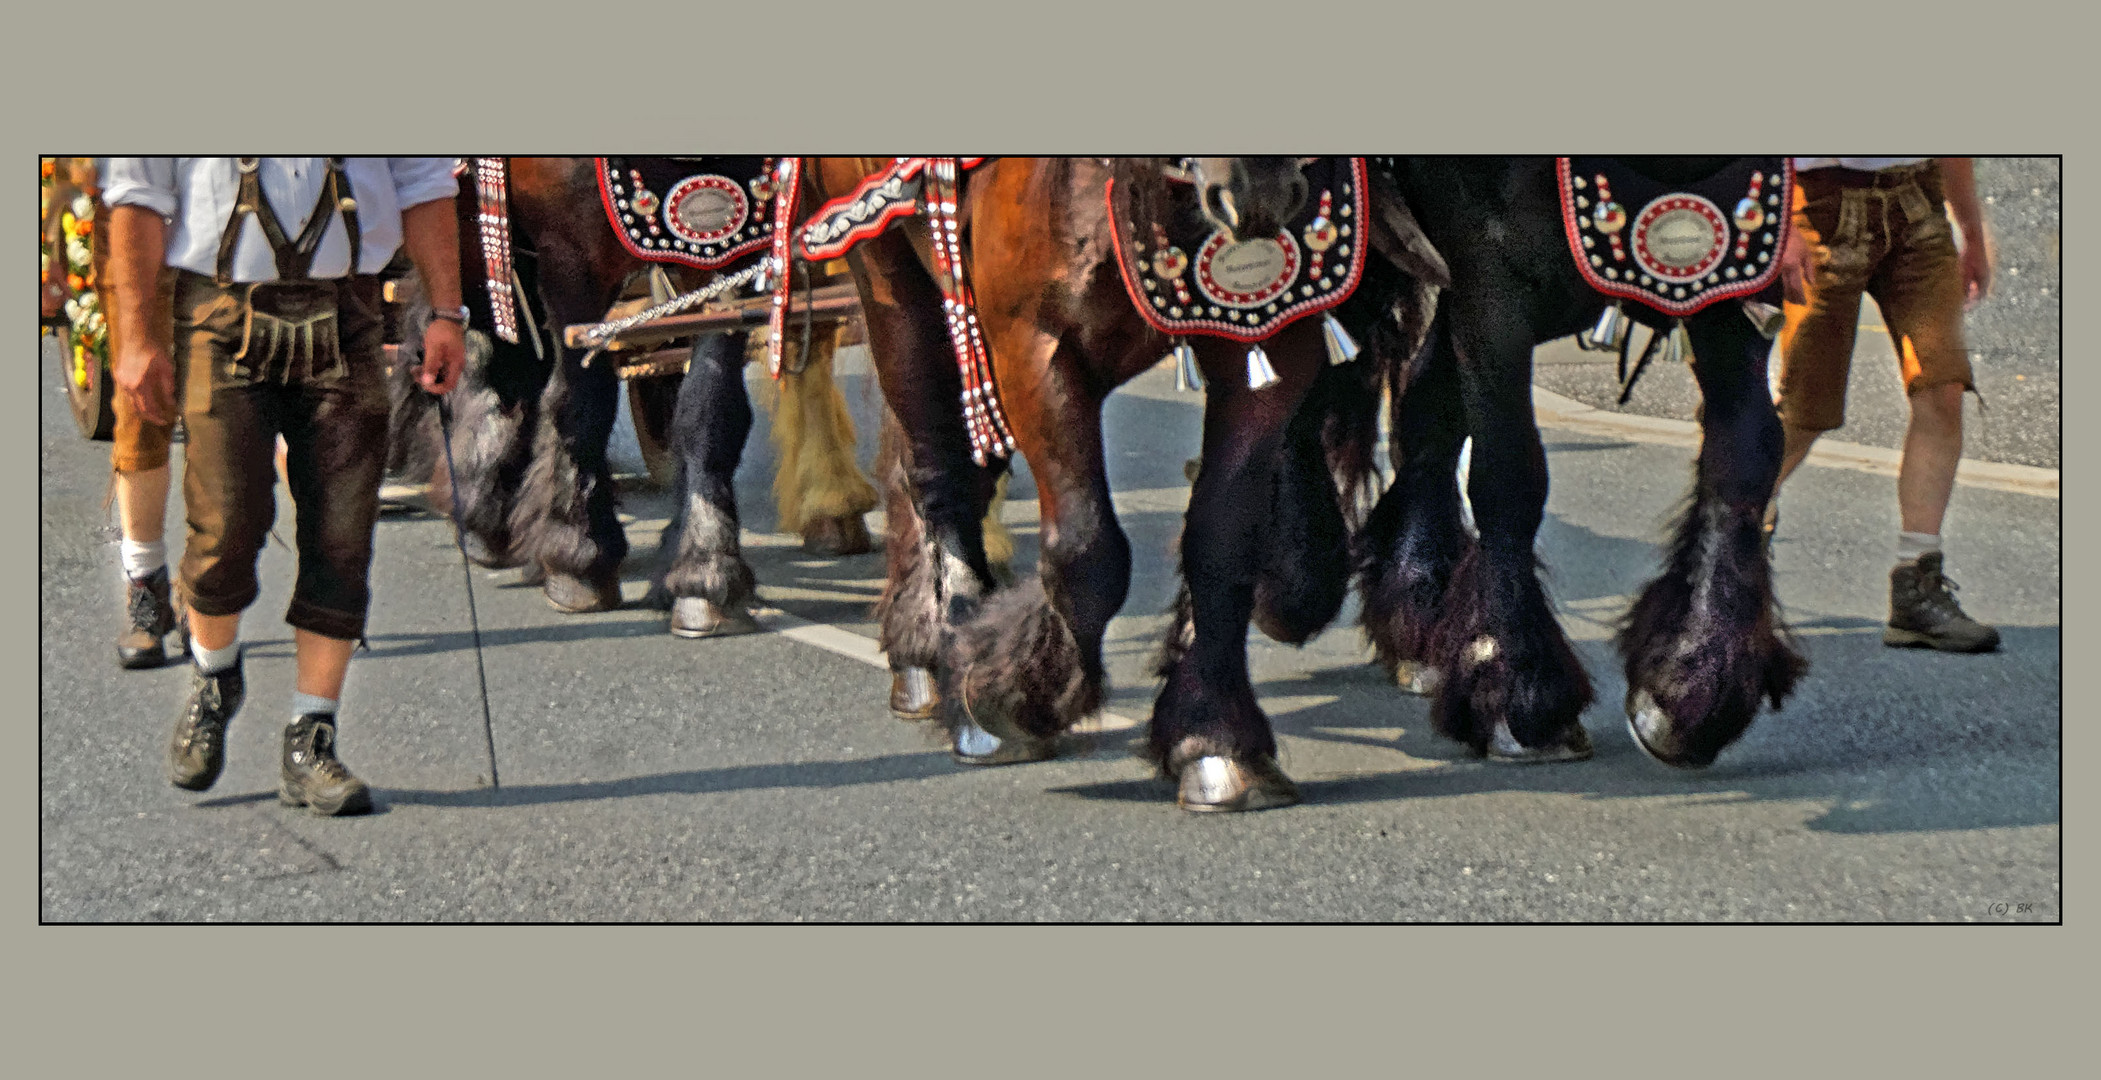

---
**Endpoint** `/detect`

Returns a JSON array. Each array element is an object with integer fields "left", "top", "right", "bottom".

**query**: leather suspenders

[{"left": 214, "top": 157, "right": 363, "bottom": 285}]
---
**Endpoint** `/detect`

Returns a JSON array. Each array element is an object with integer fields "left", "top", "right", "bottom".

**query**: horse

[
  {"left": 389, "top": 157, "right": 882, "bottom": 637},
  {"left": 1355, "top": 156, "right": 1807, "bottom": 769},
  {"left": 812, "top": 156, "right": 1445, "bottom": 810}
]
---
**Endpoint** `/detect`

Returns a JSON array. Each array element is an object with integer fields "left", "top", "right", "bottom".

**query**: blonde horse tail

[
  {"left": 759, "top": 322, "right": 878, "bottom": 541},
  {"left": 980, "top": 472, "right": 1014, "bottom": 577}
]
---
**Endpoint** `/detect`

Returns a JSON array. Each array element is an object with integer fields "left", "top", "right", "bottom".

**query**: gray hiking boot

[
  {"left": 168, "top": 657, "right": 244, "bottom": 791},
  {"left": 1885, "top": 552, "right": 2001, "bottom": 654},
  {"left": 280, "top": 715, "right": 373, "bottom": 817}
]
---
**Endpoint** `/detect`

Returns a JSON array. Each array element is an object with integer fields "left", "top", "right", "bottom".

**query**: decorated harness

[{"left": 1557, "top": 156, "right": 1794, "bottom": 401}]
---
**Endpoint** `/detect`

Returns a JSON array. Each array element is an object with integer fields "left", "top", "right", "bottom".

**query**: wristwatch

[{"left": 430, "top": 305, "right": 470, "bottom": 327}]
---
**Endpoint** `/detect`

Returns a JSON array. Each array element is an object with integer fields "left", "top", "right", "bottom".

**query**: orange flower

[
  {"left": 41, "top": 159, "right": 56, "bottom": 179},
  {"left": 74, "top": 218, "right": 93, "bottom": 237},
  {"left": 68, "top": 274, "right": 86, "bottom": 292}
]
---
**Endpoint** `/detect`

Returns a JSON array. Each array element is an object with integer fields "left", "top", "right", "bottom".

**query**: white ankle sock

[
  {"left": 120, "top": 540, "right": 166, "bottom": 580},
  {"left": 194, "top": 641, "right": 241, "bottom": 674},
  {"left": 291, "top": 692, "right": 339, "bottom": 720},
  {"left": 1897, "top": 531, "right": 1941, "bottom": 566}
]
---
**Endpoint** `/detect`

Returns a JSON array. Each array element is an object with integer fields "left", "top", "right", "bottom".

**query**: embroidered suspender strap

[
  {"left": 213, "top": 157, "right": 362, "bottom": 284},
  {"left": 330, "top": 159, "right": 363, "bottom": 278}
]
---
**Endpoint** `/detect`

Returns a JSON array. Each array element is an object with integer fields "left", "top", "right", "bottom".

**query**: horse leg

[
  {"left": 769, "top": 320, "right": 878, "bottom": 556},
  {"left": 1427, "top": 305, "right": 1595, "bottom": 760},
  {"left": 1150, "top": 328, "right": 1325, "bottom": 810},
  {"left": 507, "top": 250, "right": 628, "bottom": 613},
  {"left": 849, "top": 231, "right": 1002, "bottom": 721},
  {"left": 940, "top": 328, "right": 1123, "bottom": 766},
  {"left": 1248, "top": 357, "right": 1356, "bottom": 646},
  {"left": 1359, "top": 309, "right": 1472, "bottom": 696},
  {"left": 1619, "top": 314, "right": 1807, "bottom": 767},
  {"left": 649, "top": 330, "right": 760, "bottom": 637}
]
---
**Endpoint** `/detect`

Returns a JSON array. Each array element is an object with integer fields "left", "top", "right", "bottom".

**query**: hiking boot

[
  {"left": 1885, "top": 552, "right": 2000, "bottom": 653},
  {"left": 167, "top": 657, "right": 244, "bottom": 791},
  {"left": 118, "top": 567, "right": 179, "bottom": 669},
  {"left": 280, "top": 715, "right": 373, "bottom": 816}
]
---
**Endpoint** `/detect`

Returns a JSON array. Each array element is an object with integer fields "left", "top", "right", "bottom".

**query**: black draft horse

[
  {"left": 819, "top": 156, "right": 1445, "bottom": 810},
  {"left": 1357, "top": 156, "right": 1807, "bottom": 770}
]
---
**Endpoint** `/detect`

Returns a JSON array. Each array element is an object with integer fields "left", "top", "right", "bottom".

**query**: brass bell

[
  {"left": 1664, "top": 321, "right": 1691, "bottom": 367},
  {"left": 1246, "top": 343, "right": 1280, "bottom": 390},
  {"left": 1593, "top": 201, "right": 1627, "bottom": 234},
  {"left": 1580, "top": 303, "right": 1630, "bottom": 351},
  {"left": 1172, "top": 339, "right": 1204, "bottom": 392},
  {"left": 1321, "top": 313, "right": 1361, "bottom": 365},
  {"left": 1742, "top": 299, "right": 1785, "bottom": 339},
  {"left": 1733, "top": 197, "right": 1764, "bottom": 232}
]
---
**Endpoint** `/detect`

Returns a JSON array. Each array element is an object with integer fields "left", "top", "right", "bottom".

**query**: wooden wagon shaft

[{"left": 562, "top": 283, "right": 862, "bottom": 349}]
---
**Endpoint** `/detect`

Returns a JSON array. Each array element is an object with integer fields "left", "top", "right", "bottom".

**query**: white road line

[
  {"left": 753, "top": 606, "right": 1145, "bottom": 733},
  {"left": 1531, "top": 386, "right": 2059, "bottom": 499}
]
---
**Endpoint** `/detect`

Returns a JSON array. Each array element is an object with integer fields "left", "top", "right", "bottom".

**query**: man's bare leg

[
  {"left": 1898, "top": 382, "right": 1965, "bottom": 537},
  {"left": 116, "top": 465, "right": 170, "bottom": 544}
]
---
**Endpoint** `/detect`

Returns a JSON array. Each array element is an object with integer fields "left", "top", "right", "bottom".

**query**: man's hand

[
  {"left": 418, "top": 317, "right": 466, "bottom": 395},
  {"left": 1779, "top": 222, "right": 1813, "bottom": 307},
  {"left": 114, "top": 336, "right": 178, "bottom": 426},
  {"left": 1958, "top": 229, "right": 1993, "bottom": 310}
]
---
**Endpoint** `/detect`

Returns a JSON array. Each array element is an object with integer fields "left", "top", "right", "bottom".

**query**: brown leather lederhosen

[
  {"left": 1775, "top": 160, "right": 1975, "bottom": 433},
  {"left": 175, "top": 158, "right": 392, "bottom": 641}
]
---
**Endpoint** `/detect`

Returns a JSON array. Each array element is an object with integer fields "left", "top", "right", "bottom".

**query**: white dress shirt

[
  {"left": 1792, "top": 157, "right": 1933, "bottom": 173},
  {"left": 99, "top": 158, "right": 458, "bottom": 282}
]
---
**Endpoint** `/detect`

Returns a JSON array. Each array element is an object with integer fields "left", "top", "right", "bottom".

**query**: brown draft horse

[
  {"left": 814, "top": 157, "right": 1442, "bottom": 811},
  {"left": 393, "top": 157, "right": 879, "bottom": 636}
]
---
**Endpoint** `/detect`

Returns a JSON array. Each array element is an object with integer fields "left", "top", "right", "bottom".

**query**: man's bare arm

[
  {"left": 1937, "top": 157, "right": 1992, "bottom": 306},
  {"left": 398, "top": 197, "right": 467, "bottom": 394},
  {"left": 106, "top": 204, "right": 176, "bottom": 425}
]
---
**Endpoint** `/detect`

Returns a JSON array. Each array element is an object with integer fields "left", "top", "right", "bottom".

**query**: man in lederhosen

[
  {"left": 1772, "top": 158, "right": 2000, "bottom": 654},
  {"left": 103, "top": 158, "right": 467, "bottom": 815}
]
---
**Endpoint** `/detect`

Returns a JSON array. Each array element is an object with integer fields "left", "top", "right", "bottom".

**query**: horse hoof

[
  {"left": 801, "top": 515, "right": 873, "bottom": 556},
  {"left": 950, "top": 715, "right": 1054, "bottom": 767},
  {"left": 1393, "top": 660, "right": 1442, "bottom": 697},
  {"left": 1625, "top": 690, "right": 1711, "bottom": 770},
  {"left": 544, "top": 573, "right": 623, "bottom": 614},
  {"left": 670, "top": 597, "right": 760, "bottom": 638},
  {"left": 1485, "top": 719, "right": 1593, "bottom": 763},
  {"left": 890, "top": 666, "right": 939, "bottom": 721},
  {"left": 1176, "top": 755, "right": 1301, "bottom": 813}
]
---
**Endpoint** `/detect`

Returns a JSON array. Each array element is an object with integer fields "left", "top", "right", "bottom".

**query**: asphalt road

[
  {"left": 40, "top": 333, "right": 2059, "bottom": 922},
  {"left": 1535, "top": 156, "right": 2060, "bottom": 469}
]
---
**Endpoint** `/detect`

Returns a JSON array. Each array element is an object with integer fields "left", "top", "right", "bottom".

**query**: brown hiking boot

[
  {"left": 280, "top": 715, "right": 374, "bottom": 817},
  {"left": 118, "top": 567, "right": 180, "bottom": 669},
  {"left": 1885, "top": 552, "right": 2001, "bottom": 654}
]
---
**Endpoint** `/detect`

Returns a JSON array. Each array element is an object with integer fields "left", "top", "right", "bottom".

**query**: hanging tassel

[
  {"left": 1172, "top": 338, "right": 1203, "bottom": 392},
  {"left": 1246, "top": 342, "right": 1279, "bottom": 390},
  {"left": 1581, "top": 302, "right": 1630, "bottom": 351},
  {"left": 1321, "top": 313, "right": 1360, "bottom": 365}
]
